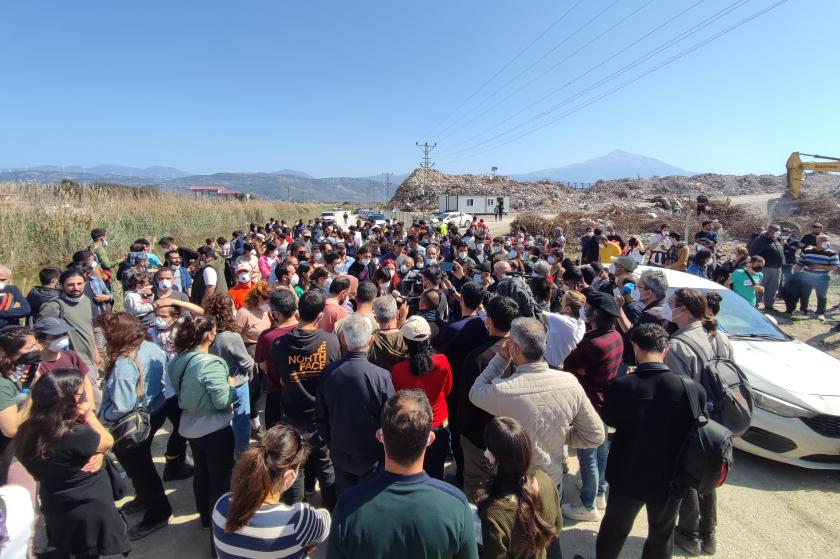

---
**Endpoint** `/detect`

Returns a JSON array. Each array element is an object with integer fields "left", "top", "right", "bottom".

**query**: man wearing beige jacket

[{"left": 469, "top": 317, "right": 605, "bottom": 487}]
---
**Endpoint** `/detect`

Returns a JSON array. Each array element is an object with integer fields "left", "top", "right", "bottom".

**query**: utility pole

[
  {"left": 415, "top": 142, "right": 436, "bottom": 196},
  {"left": 287, "top": 183, "right": 291, "bottom": 202},
  {"left": 383, "top": 172, "right": 393, "bottom": 204}
]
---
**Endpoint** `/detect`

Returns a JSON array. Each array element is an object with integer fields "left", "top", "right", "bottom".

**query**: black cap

[{"left": 586, "top": 291, "right": 620, "bottom": 317}]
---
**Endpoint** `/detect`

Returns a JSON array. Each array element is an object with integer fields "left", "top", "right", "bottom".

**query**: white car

[
  {"left": 640, "top": 266, "right": 840, "bottom": 470},
  {"left": 319, "top": 211, "right": 336, "bottom": 223},
  {"left": 432, "top": 211, "right": 473, "bottom": 227},
  {"left": 367, "top": 212, "right": 387, "bottom": 227}
]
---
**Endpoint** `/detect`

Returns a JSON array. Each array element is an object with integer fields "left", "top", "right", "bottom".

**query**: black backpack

[
  {"left": 674, "top": 334, "right": 754, "bottom": 436},
  {"left": 675, "top": 375, "right": 734, "bottom": 494}
]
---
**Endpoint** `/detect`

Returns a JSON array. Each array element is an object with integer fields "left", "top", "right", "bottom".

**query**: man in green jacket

[{"left": 327, "top": 389, "right": 478, "bottom": 559}]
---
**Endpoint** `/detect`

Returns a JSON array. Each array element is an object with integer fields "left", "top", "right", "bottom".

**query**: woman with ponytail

[
  {"left": 478, "top": 417, "right": 561, "bottom": 559},
  {"left": 212, "top": 424, "right": 330, "bottom": 559},
  {"left": 390, "top": 315, "right": 452, "bottom": 480},
  {"left": 167, "top": 314, "right": 236, "bottom": 552}
]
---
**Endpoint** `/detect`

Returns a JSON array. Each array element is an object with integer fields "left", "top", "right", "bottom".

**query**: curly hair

[
  {"left": 243, "top": 281, "right": 271, "bottom": 310},
  {"left": 204, "top": 293, "right": 242, "bottom": 333},
  {"left": 0, "top": 326, "right": 33, "bottom": 376},
  {"left": 100, "top": 312, "right": 146, "bottom": 370}
]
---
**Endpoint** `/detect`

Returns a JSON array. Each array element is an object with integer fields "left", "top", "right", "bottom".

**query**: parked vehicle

[
  {"left": 431, "top": 211, "right": 473, "bottom": 227},
  {"left": 367, "top": 212, "right": 386, "bottom": 226},
  {"left": 320, "top": 211, "right": 336, "bottom": 223},
  {"left": 641, "top": 266, "right": 840, "bottom": 470}
]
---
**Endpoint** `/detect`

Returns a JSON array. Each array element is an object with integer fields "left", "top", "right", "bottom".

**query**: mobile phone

[{"left": 440, "top": 262, "right": 454, "bottom": 272}]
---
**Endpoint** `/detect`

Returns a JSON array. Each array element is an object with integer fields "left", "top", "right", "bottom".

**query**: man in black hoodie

[
  {"left": 269, "top": 290, "right": 340, "bottom": 510},
  {"left": 26, "top": 267, "right": 62, "bottom": 324}
]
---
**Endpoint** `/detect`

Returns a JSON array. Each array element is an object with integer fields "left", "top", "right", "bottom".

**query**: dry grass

[{"left": 0, "top": 181, "right": 325, "bottom": 288}]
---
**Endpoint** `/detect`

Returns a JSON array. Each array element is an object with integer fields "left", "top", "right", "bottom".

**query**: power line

[
  {"left": 441, "top": 0, "right": 789, "bottom": 167},
  {"left": 441, "top": 0, "right": 660, "bottom": 147},
  {"left": 436, "top": 0, "right": 620, "bottom": 141},
  {"left": 428, "top": 0, "right": 587, "bottom": 139},
  {"left": 442, "top": 0, "right": 752, "bottom": 160}
]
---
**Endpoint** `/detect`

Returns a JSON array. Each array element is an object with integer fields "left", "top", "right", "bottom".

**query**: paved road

[{"left": 118, "top": 425, "right": 840, "bottom": 559}]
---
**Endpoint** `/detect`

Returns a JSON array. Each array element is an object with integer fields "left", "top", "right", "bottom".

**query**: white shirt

[
  {"left": 203, "top": 266, "right": 218, "bottom": 287},
  {"left": 544, "top": 312, "right": 586, "bottom": 368},
  {"left": 0, "top": 485, "right": 34, "bottom": 559},
  {"left": 628, "top": 248, "right": 645, "bottom": 265}
]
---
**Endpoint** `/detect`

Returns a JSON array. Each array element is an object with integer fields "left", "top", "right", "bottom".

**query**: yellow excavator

[{"left": 786, "top": 152, "right": 840, "bottom": 199}]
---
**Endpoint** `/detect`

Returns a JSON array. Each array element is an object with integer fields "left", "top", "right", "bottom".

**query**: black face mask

[{"left": 753, "top": 267, "right": 763, "bottom": 273}]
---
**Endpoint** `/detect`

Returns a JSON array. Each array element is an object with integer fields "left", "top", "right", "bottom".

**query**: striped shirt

[
  {"left": 212, "top": 493, "right": 330, "bottom": 559},
  {"left": 798, "top": 248, "right": 840, "bottom": 275}
]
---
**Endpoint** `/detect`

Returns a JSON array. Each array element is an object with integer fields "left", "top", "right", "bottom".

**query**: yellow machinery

[{"left": 786, "top": 152, "right": 840, "bottom": 199}]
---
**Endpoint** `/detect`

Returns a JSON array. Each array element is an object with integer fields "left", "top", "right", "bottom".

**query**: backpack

[
  {"left": 674, "top": 334, "right": 754, "bottom": 436},
  {"left": 675, "top": 375, "right": 733, "bottom": 494}
]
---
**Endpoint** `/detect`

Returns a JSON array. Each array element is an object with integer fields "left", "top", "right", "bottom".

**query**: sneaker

[
  {"left": 561, "top": 503, "right": 600, "bottom": 522},
  {"left": 163, "top": 457, "right": 195, "bottom": 481},
  {"left": 674, "top": 530, "right": 701, "bottom": 556},
  {"left": 595, "top": 494, "right": 607, "bottom": 510},
  {"left": 120, "top": 498, "right": 146, "bottom": 515},
  {"left": 128, "top": 518, "right": 169, "bottom": 540},
  {"left": 701, "top": 534, "right": 717, "bottom": 555},
  {"left": 817, "top": 314, "right": 827, "bottom": 322}
]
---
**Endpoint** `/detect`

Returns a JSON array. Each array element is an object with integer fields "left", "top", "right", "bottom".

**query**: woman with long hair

[
  {"left": 390, "top": 315, "right": 452, "bottom": 480},
  {"left": 212, "top": 424, "right": 330, "bottom": 559},
  {"left": 168, "top": 315, "right": 236, "bottom": 545},
  {"left": 205, "top": 294, "right": 254, "bottom": 456},
  {"left": 478, "top": 417, "right": 561, "bottom": 559},
  {"left": 235, "top": 284, "right": 271, "bottom": 435},
  {"left": 99, "top": 311, "right": 172, "bottom": 539},
  {"left": 0, "top": 326, "right": 39, "bottom": 484},
  {"left": 16, "top": 368, "right": 131, "bottom": 558}
]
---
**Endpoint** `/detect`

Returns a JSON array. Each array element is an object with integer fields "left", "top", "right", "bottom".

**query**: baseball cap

[
  {"left": 235, "top": 263, "right": 251, "bottom": 273},
  {"left": 34, "top": 317, "right": 71, "bottom": 337},
  {"left": 612, "top": 255, "right": 638, "bottom": 272},
  {"left": 586, "top": 291, "right": 620, "bottom": 317},
  {"left": 400, "top": 315, "right": 431, "bottom": 342}
]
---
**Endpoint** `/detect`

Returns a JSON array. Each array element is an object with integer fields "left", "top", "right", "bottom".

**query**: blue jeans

[
  {"left": 800, "top": 271, "right": 831, "bottom": 315},
  {"left": 578, "top": 438, "right": 610, "bottom": 509},
  {"left": 232, "top": 382, "right": 251, "bottom": 457}
]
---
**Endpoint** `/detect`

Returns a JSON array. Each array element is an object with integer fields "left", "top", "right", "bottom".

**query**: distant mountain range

[
  {"left": 510, "top": 149, "right": 697, "bottom": 183},
  {"left": 0, "top": 150, "right": 696, "bottom": 201}
]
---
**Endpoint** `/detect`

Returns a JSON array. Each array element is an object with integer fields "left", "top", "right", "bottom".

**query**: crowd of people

[{"left": 0, "top": 210, "right": 836, "bottom": 559}]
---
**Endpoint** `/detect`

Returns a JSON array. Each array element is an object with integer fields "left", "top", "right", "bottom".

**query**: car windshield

[
  {"left": 368, "top": 213, "right": 384, "bottom": 219},
  {"left": 667, "top": 287, "right": 787, "bottom": 341}
]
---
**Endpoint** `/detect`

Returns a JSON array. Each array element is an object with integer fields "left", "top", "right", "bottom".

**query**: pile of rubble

[{"left": 389, "top": 168, "right": 840, "bottom": 215}]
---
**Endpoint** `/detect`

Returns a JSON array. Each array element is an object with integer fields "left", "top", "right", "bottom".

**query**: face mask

[
  {"left": 547, "top": 256, "right": 556, "bottom": 265},
  {"left": 578, "top": 306, "right": 587, "bottom": 320},
  {"left": 662, "top": 231, "right": 669, "bottom": 237},
  {"left": 47, "top": 337, "right": 70, "bottom": 352},
  {"left": 781, "top": 235, "right": 789, "bottom": 241},
  {"left": 400, "top": 264, "right": 409, "bottom": 274},
  {"left": 379, "top": 281, "right": 390, "bottom": 290},
  {"left": 508, "top": 250, "right": 518, "bottom": 259},
  {"left": 360, "top": 258, "right": 371, "bottom": 266},
  {"left": 63, "top": 294, "right": 83, "bottom": 303},
  {"left": 661, "top": 302, "right": 673, "bottom": 322},
  {"left": 290, "top": 274, "right": 300, "bottom": 287},
  {"left": 613, "top": 287, "right": 621, "bottom": 298},
  {"left": 491, "top": 245, "right": 501, "bottom": 254},
  {"left": 483, "top": 448, "right": 496, "bottom": 466},
  {"left": 158, "top": 279, "right": 173, "bottom": 291},
  {"left": 251, "top": 250, "right": 257, "bottom": 256},
  {"left": 608, "top": 264, "right": 616, "bottom": 274},
  {"left": 0, "top": 282, "right": 6, "bottom": 291},
  {"left": 16, "top": 350, "right": 41, "bottom": 367},
  {"left": 416, "top": 260, "right": 425, "bottom": 269},
  {"left": 458, "top": 251, "right": 468, "bottom": 260},
  {"left": 695, "top": 244, "right": 706, "bottom": 252},
  {"left": 774, "top": 232, "right": 781, "bottom": 239},
  {"left": 238, "top": 272, "right": 251, "bottom": 284},
  {"left": 822, "top": 242, "right": 831, "bottom": 250},
  {"left": 154, "top": 316, "right": 173, "bottom": 330},
  {"left": 314, "top": 252, "right": 323, "bottom": 261},
  {"left": 630, "top": 287, "right": 640, "bottom": 301}
]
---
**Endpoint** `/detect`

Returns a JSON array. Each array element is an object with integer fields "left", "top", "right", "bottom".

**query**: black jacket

[
  {"left": 458, "top": 336, "right": 509, "bottom": 449},
  {"left": 602, "top": 361, "right": 705, "bottom": 503},
  {"left": 26, "top": 286, "right": 60, "bottom": 323},
  {"left": 347, "top": 260, "right": 378, "bottom": 281},
  {"left": 749, "top": 235, "right": 785, "bottom": 268},
  {"left": 315, "top": 352, "right": 395, "bottom": 475}
]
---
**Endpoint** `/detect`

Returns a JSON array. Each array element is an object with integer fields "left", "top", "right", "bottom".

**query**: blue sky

[{"left": 0, "top": 0, "right": 836, "bottom": 177}]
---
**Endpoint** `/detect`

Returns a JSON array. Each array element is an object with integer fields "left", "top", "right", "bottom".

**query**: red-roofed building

[{"left": 187, "top": 186, "right": 248, "bottom": 199}]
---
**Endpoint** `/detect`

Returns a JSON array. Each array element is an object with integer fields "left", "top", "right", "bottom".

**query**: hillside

[
  {"left": 511, "top": 149, "right": 696, "bottom": 183},
  {"left": 389, "top": 168, "right": 840, "bottom": 213}
]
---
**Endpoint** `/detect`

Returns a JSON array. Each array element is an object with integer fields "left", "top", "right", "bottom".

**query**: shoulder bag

[{"left": 109, "top": 352, "right": 151, "bottom": 453}]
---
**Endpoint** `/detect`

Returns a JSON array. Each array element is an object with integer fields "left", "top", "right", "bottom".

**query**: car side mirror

[{"left": 765, "top": 313, "right": 779, "bottom": 326}]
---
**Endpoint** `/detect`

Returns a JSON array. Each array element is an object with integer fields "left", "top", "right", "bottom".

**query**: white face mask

[
  {"left": 238, "top": 272, "right": 251, "bottom": 284},
  {"left": 416, "top": 260, "right": 425, "bottom": 269},
  {"left": 822, "top": 241, "right": 831, "bottom": 250},
  {"left": 290, "top": 274, "right": 300, "bottom": 287},
  {"left": 359, "top": 258, "right": 371, "bottom": 266},
  {"left": 630, "top": 287, "right": 640, "bottom": 301},
  {"left": 661, "top": 302, "right": 674, "bottom": 321},
  {"left": 608, "top": 263, "right": 616, "bottom": 274},
  {"left": 547, "top": 255, "right": 556, "bottom": 265},
  {"left": 314, "top": 252, "right": 323, "bottom": 261},
  {"left": 47, "top": 337, "right": 70, "bottom": 352},
  {"left": 578, "top": 306, "right": 587, "bottom": 320},
  {"left": 400, "top": 264, "right": 409, "bottom": 274},
  {"left": 458, "top": 251, "right": 468, "bottom": 260},
  {"left": 251, "top": 250, "right": 257, "bottom": 256},
  {"left": 483, "top": 448, "right": 496, "bottom": 466},
  {"left": 0, "top": 282, "right": 6, "bottom": 291},
  {"left": 158, "top": 279, "right": 173, "bottom": 291},
  {"left": 491, "top": 245, "right": 501, "bottom": 254},
  {"left": 508, "top": 250, "right": 518, "bottom": 259},
  {"left": 378, "top": 281, "right": 390, "bottom": 290}
]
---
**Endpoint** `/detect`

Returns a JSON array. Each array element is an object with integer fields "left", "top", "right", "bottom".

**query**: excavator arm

[{"left": 786, "top": 152, "right": 840, "bottom": 199}]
